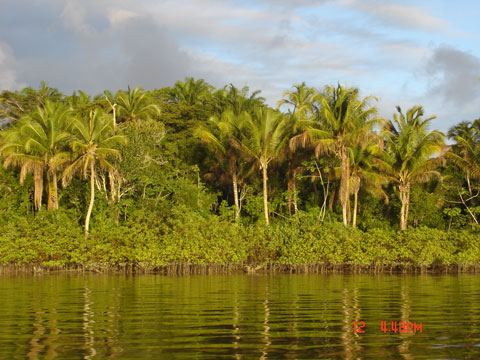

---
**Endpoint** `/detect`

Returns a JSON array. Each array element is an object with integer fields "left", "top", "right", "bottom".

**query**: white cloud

[
  {"left": 107, "top": 9, "right": 138, "bottom": 26},
  {"left": 60, "top": 0, "right": 95, "bottom": 37},
  {"left": 341, "top": 0, "right": 450, "bottom": 33},
  {"left": 0, "top": 42, "right": 24, "bottom": 90},
  {"left": 1, "top": 0, "right": 478, "bottom": 131}
]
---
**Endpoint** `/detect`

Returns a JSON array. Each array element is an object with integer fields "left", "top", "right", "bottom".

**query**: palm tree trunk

[
  {"left": 262, "top": 163, "right": 270, "bottom": 226},
  {"left": 340, "top": 151, "right": 350, "bottom": 226},
  {"left": 292, "top": 169, "right": 298, "bottom": 215},
  {"left": 352, "top": 189, "right": 359, "bottom": 228},
  {"left": 112, "top": 104, "right": 116, "bottom": 129},
  {"left": 33, "top": 167, "right": 43, "bottom": 211},
  {"left": 399, "top": 182, "right": 410, "bottom": 231},
  {"left": 108, "top": 170, "right": 116, "bottom": 205},
  {"left": 341, "top": 202, "right": 348, "bottom": 226},
  {"left": 329, "top": 186, "right": 336, "bottom": 213},
  {"left": 47, "top": 172, "right": 58, "bottom": 210},
  {"left": 85, "top": 163, "right": 95, "bottom": 235},
  {"left": 287, "top": 176, "right": 293, "bottom": 216},
  {"left": 405, "top": 183, "right": 411, "bottom": 228},
  {"left": 347, "top": 196, "right": 351, "bottom": 225},
  {"left": 400, "top": 198, "right": 406, "bottom": 231},
  {"left": 232, "top": 170, "right": 240, "bottom": 221}
]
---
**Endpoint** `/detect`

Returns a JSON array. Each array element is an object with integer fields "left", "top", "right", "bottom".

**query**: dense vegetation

[{"left": 0, "top": 79, "right": 479, "bottom": 271}]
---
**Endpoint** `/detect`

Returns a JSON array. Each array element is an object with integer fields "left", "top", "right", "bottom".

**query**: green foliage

[
  {"left": 1, "top": 210, "right": 478, "bottom": 268},
  {"left": 409, "top": 186, "right": 445, "bottom": 229},
  {"left": 1, "top": 80, "right": 480, "bottom": 268},
  {"left": 116, "top": 87, "right": 161, "bottom": 123},
  {"left": 242, "top": 193, "right": 264, "bottom": 222},
  {"left": 380, "top": 105, "right": 445, "bottom": 230},
  {"left": 118, "top": 119, "right": 168, "bottom": 198}
]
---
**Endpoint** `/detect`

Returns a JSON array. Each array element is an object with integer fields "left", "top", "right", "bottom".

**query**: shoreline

[
  {"left": 1, "top": 263, "right": 479, "bottom": 275},
  {"left": 3, "top": 217, "right": 480, "bottom": 275}
]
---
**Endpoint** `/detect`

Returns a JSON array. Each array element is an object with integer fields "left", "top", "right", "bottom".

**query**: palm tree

[
  {"left": 1, "top": 101, "right": 73, "bottom": 210},
  {"left": 224, "top": 84, "right": 265, "bottom": 114},
  {"left": 67, "top": 90, "right": 99, "bottom": 120},
  {"left": 446, "top": 120, "right": 480, "bottom": 195},
  {"left": 0, "top": 82, "right": 62, "bottom": 123},
  {"left": 62, "top": 110, "right": 126, "bottom": 235},
  {"left": 168, "top": 77, "right": 213, "bottom": 106},
  {"left": 306, "top": 84, "right": 379, "bottom": 226},
  {"left": 1, "top": 131, "right": 44, "bottom": 211},
  {"left": 278, "top": 83, "right": 315, "bottom": 215},
  {"left": 20, "top": 81, "right": 62, "bottom": 108},
  {"left": 348, "top": 135, "right": 388, "bottom": 228},
  {"left": 236, "top": 107, "right": 289, "bottom": 225},
  {"left": 379, "top": 106, "right": 445, "bottom": 230},
  {"left": 116, "top": 87, "right": 160, "bottom": 123},
  {"left": 195, "top": 109, "right": 247, "bottom": 220},
  {"left": 103, "top": 90, "right": 118, "bottom": 129},
  {"left": 196, "top": 84, "right": 264, "bottom": 220},
  {"left": 277, "top": 82, "right": 315, "bottom": 116},
  {"left": 210, "top": 84, "right": 264, "bottom": 116},
  {"left": 68, "top": 90, "right": 91, "bottom": 107}
]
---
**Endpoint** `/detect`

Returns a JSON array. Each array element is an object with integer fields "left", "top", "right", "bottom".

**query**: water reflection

[
  {"left": 260, "top": 284, "right": 270, "bottom": 360},
  {"left": 105, "top": 283, "right": 123, "bottom": 358},
  {"left": 1, "top": 274, "right": 480, "bottom": 359},
  {"left": 399, "top": 283, "right": 413, "bottom": 360},
  {"left": 341, "top": 287, "right": 362, "bottom": 359},
  {"left": 232, "top": 287, "right": 241, "bottom": 360},
  {"left": 83, "top": 284, "right": 96, "bottom": 360},
  {"left": 27, "top": 309, "right": 45, "bottom": 359}
]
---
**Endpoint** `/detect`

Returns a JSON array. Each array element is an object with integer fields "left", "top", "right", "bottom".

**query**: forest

[{"left": 0, "top": 79, "right": 479, "bottom": 271}]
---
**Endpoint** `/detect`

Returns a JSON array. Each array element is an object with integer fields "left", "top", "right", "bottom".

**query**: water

[{"left": 1, "top": 274, "right": 480, "bottom": 359}]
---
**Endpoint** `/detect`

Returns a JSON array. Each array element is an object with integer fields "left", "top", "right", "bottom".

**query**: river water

[{"left": 0, "top": 274, "right": 479, "bottom": 359}]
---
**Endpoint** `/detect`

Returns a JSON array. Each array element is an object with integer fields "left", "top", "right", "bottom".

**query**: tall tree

[
  {"left": 62, "top": 110, "right": 126, "bottom": 235},
  {"left": 168, "top": 77, "right": 213, "bottom": 106},
  {"left": 103, "top": 90, "right": 117, "bottom": 129},
  {"left": 1, "top": 130, "right": 44, "bottom": 211},
  {"left": 224, "top": 84, "right": 265, "bottom": 114},
  {"left": 447, "top": 120, "right": 480, "bottom": 195},
  {"left": 379, "top": 106, "right": 445, "bottom": 230},
  {"left": 279, "top": 83, "right": 315, "bottom": 215},
  {"left": 348, "top": 135, "right": 387, "bottom": 228},
  {"left": 116, "top": 87, "right": 160, "bottom": 123},
  {"left": 67, "top": 90, "right": 91, "bottom": 107},
  {"left": 277, "top": 82, "right": 314, "bottom": 116},
  {"left": 20, "top": 81, "right": 63, "bottom": 109},
  {"left": 307, "top": 84, "right": 379, "bottom": 226},
  {"left": 1, "top": 101, "right": 73, "bottom": 210},
  {"left": 0, "top": 81, "right": 62, "bottom": 123},
  {"left": 195, "top": 109, "right": 247, "bottom": 220},
  {"left": 236, "top": 107, "right": 289, "bottom": 225}
]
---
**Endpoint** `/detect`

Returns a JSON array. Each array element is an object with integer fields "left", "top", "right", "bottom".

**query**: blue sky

[{"left": 0, "top": 0, "right": 479, "bottom": 131}]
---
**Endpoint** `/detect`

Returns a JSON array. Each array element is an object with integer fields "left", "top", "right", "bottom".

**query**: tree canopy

[{"left": 0, "top": 79, "right": 477, "bottom": 238}]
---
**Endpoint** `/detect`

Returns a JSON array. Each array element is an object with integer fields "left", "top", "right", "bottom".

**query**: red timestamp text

[{"left": 353, "top": 321, "right": 422, "bottom": 334}]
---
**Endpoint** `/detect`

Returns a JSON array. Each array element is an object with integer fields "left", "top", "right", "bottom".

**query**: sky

[{"left": 0, "top": 0, "right": 479, "bottom": 131}]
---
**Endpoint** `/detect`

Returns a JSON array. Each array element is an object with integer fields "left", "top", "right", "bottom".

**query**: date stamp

[{"left": 353, "top": 321, "right": 422, "bottom": 334}]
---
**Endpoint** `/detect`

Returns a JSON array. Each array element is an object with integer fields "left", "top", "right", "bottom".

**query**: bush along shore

[
  {"left": 1, "top": 210, "right": 479, "bottom": 274},
  {"left": 1, "top": 80, "right": 480, "bottom": 274}
]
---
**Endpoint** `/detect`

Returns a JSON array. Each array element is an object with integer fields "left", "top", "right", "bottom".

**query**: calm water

[{"left": 1, "top": 274, "right": 480, "bottom": 359}]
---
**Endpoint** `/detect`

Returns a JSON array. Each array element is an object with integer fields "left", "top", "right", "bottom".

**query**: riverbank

[
  {"left": 1, "top": 263, "right": 479, "bottom": 275},
  {"left": 1, "top": 211, "right": 479, "bottom": 274}
]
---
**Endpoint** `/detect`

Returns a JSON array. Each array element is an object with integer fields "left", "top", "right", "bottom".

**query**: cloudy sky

[{"left": 1, "top": 0, "right": 479, "bottom": 131}]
